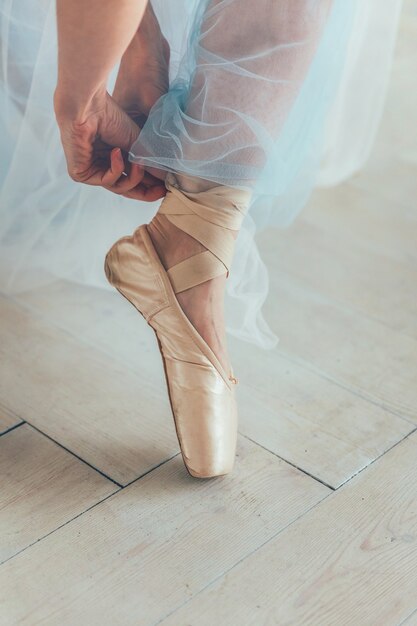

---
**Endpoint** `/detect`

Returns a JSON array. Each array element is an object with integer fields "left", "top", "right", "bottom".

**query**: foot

[{"left": 146, "top": 215, "right": 236, "bottom": 377}]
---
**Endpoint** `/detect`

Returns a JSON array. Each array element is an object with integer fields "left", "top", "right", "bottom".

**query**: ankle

[
  {"left": 175, "top": 173, "right": 216, "bottom": 194},
  {"left": 146, "top": 214, "right": 206, "bottom": 270}
]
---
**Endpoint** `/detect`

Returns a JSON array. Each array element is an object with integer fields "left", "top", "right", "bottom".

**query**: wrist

[{"left": 53, "top": 82, "right": 107, "bottom": 123}]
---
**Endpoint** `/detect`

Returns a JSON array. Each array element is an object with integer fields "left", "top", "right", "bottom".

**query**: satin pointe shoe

[{"left": 104, "top": 173, "right": 252, "bottom": 478}]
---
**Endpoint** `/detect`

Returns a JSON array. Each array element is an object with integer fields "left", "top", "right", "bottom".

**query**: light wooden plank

[
  {"left": 159, "top": 430, "right": 417, "bottom": 626},
  {"left": 401, "top": 608, "right": 417, "bottom": 626},
  {"left": 14, "top": 238, "right": 416, "bottom": 488},
  {"left": 0, "top": 424, "right": 118, "bottom": 563},
  {"left": 232, "top": 343, "right": 413, "bottom": 488},
  {"left": 257, "top": 268, "right": 417, "bottom": 423},
  {"left": 261, "top": 216, "right": 417, "bottom": 340},
  {"left": 302, "top": 183, "right": 417, "bottom": 267},
  {"left": 0, "top": 410, "right": 22, "bottom": 435},
  {"left": 14, "top": 281, "right": 166, "bottom": 382},
  {"left": 350, "top": 157, "right": 417, "bottom": 214},
  {"left": 0, "top": 436, "right": 330, "bottom": 625},
  {"left": 0, "top": 295, "right": 179, "bottom": 485},
  {"left": 16, "top": 278, "right": 412, "bottom": 490}
]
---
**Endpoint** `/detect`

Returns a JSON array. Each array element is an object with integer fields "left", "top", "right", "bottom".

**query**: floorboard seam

[
  {"left": 0, "top": 420, "right": 25, "bottom": 438},
  {"left": 0, "top": 450, "right": 181, "bottom": 568},
  {"left": 151, "top": 430, "right": 416, "bottom": 625},
  {"left": 151, "top": 488, "right": 335, "bottom": 626},
  {"left": 242, "top": 426, "right": 417, "bottom": 493},
  {"left": 397, "top": 605, "right": 417, "bottom": 626},
  {"left": 24, "top": 421, "right": 123, "bottom": 487},
  {"left": 0, "top": 487, "right": 120, "bottom": 567},
  {"left": 239, "top": 432, "right": 335, "bottom": 491}
]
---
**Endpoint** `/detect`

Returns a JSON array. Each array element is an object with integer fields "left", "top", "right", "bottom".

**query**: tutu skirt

[{"left": 0, "top": 0, "right": 402, "bottom": 348}]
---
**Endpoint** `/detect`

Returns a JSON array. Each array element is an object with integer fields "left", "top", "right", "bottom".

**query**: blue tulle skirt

[
  {"left": 0, "top": 0, "right": 401, "bottom": 348},
  {"left": 131, "top": 0, "right": 355, "bottom": 227}
]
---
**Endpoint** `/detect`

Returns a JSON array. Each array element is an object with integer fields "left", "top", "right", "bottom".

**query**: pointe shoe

[
  {"left": 104, "top": 174, "right": 251, "bottom": 478},
  {"left": 104, "top": 224, "right": 239, "bottom": 478}
]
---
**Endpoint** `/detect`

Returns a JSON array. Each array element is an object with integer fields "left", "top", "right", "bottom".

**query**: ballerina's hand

[{"left": 54, "top": 88, "right": 166, "bottom": 202}]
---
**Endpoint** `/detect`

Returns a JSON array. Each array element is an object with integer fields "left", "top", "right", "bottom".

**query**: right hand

[{"left": 54, "top": 87, "right": 167, "bottom": 201}]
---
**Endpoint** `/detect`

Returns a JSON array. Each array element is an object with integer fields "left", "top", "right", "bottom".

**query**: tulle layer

[
  {"left": 0, "top": 0, "right": 402, "bottom": 349},
  {"left": 132, "top": 0, "right": 354, "bottom": 226}
]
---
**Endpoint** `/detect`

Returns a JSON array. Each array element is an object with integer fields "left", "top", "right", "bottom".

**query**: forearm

[{"left": 54, "top": 0, "right": 148, "bottom": 119}]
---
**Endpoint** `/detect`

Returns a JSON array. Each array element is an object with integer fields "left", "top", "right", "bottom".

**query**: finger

[
  {"left": 109, "top": 161, "right": 145, "bottom": 194},
  {"left": 101, "top": 149, "right": 145, "bottom": 194},
  {"left": 101, "top": 148, "right": 126, "bottom": 187},
  {"left": 121, "top": 183, "right": 167, "bottom": 202}
]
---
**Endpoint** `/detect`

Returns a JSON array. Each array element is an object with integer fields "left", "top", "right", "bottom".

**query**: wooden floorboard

[
  {"left": 236, "top": 358, "right": 413, "bottom": 489},
  {"left": 0, "top": 295, "right": 179, "bottom": 485},
  {"left": 259, "top": 270, "right": 417, "bottom": 423},
  {"left": 260, "top": 213, "right": 417, "bottom": 339},
  {"left": 0, "top": 411, "right": 22, "bottom": 435},
  {"left": 11, "top": 278, "right": 413, "bottom": 490},
  {"left": 159, "top": 430, "right": 417, "bottom": 626},
  {"left": 0, "top": 436, "right": 329, "bottom": 625},
  {"left": 0, "top": 423, "right": 118, "bottom": 563}
]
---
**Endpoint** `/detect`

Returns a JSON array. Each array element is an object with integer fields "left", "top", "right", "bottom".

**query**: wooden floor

[{"left": 1, "top": 4, "right": 416, "bottom": 625}]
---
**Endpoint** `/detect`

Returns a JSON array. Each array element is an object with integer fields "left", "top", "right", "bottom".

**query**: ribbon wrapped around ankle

[{"left": 154, "top": 172, "right": 252, "bottom": 294}]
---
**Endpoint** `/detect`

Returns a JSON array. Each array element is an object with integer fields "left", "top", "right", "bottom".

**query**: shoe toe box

[{"left": 165, "top": 359, "right": 238, "bottom": 478}]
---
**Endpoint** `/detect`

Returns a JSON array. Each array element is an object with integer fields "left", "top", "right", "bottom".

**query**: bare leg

[
  {"left": 112, "top": 3, "right": 170, "bottom": 127},
  {"left": 145, "top": 0, "right": 333, "bottom": 373}
]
